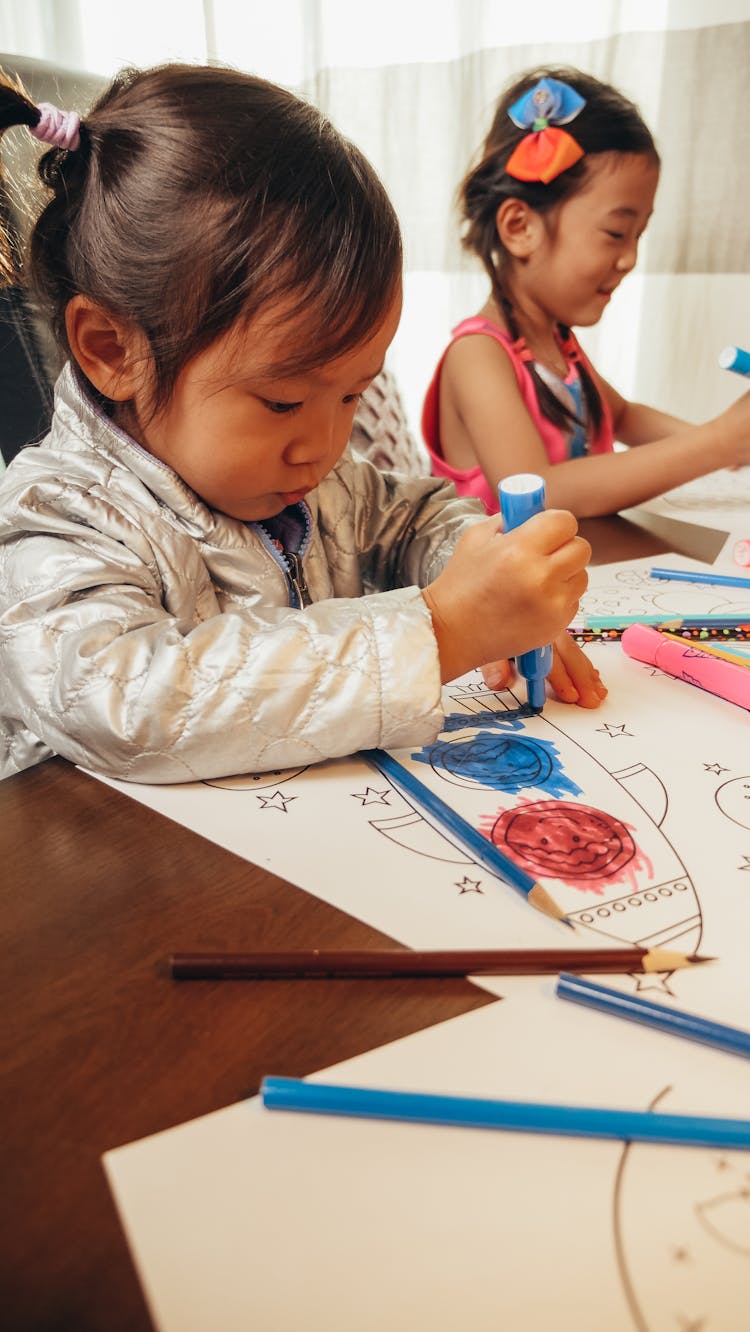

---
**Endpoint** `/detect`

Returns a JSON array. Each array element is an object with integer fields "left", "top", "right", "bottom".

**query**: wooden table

[{"left": 0, "top": 511, "right": 727, "bottom": 1331}]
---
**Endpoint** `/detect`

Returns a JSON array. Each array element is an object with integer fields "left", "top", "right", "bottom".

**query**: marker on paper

[
  {"left": 498, "top": 474, "right": 552, "bottom": 712},
  {"left": 719, "top": 345, "right": 750, "bottom": 378},
  {"left": 621, "top": 623, "right": 750, "bottom": 711},
  {"left": 734, "top": 540, "right": 750, "bottom": 569},
  {"left": 660, "top": 631, "right": 750, "bottom": 668},
  {"left": 261, "top": 1075, "right": 750, "bottom": 1150}
]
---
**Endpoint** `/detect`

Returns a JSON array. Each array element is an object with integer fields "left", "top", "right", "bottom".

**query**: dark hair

[
  {"left": 461, "top": 66, "right": 659, "bottom": 434},
  {"left": 0, "top": 63, "right": 402, "bottom": 414}
]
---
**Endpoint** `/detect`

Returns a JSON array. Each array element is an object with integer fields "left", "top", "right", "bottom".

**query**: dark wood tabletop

[{"left": 0, "top": 510, "right": 728, "bottom": 1332}]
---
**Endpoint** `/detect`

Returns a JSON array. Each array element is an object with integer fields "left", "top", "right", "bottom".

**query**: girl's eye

[
  {"left": 605, "top": 230, "right": 625, "bottom": 241},
  {"left": 262, "top": 399, "right": 302, "bottom": 415},
  {"left": 342, "top": 393, "right": 363, "bottom": 405}
]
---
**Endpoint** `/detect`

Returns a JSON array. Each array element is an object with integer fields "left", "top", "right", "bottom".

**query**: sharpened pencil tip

[
  {"left": 528, "top": 883, "right": 571, "bottom": 925},
  {"left": 642, "top": 947, "right": 717, "bottom": 972}
]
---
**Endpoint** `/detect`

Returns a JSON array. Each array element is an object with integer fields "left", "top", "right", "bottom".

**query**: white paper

[
  {"left": 575, "top": 552, "right": 750, "bottom": 625},
  {"left": 99, "top": 550, "right": 750, "bottom": 1330},
  {"left": 105, "top": 988, "right": 750, "bottom": 1332},
  {"left": 93, "top": 589, "right": 750, "bottom": 1023}
]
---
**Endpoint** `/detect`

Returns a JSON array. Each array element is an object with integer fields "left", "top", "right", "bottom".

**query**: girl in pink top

[{"left": 425, "top": 67, "right": 750, "bottom": 518}]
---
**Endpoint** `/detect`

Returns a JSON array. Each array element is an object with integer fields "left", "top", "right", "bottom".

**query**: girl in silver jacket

[{"left": 0, "top": 63, "right": 604, "bottom": 783}]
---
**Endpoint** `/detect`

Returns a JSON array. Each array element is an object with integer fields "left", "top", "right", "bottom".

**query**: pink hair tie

[{"left": 30, "top": 101, "right": 81, "bottom": 151}]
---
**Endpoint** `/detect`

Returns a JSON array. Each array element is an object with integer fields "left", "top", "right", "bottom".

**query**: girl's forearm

[
  {"left": 613, "top": 399, "right": 689, "bottom": 447},
  {"left": 539, "top": 415, "right": 740, "bottom": 518}
]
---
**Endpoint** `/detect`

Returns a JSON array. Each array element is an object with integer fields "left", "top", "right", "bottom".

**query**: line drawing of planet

[
  {"left": 714, "top": 776, "right": 750, "bottom": 831},
  {"left": 613, "top": 1085, "right": 750, "bottom": 1331},
  {"left": 579, "top": 565, "right": 750, "bottom": 618},
  {"left": 203, "top": 765, "right": 309, "bottom": 791}
]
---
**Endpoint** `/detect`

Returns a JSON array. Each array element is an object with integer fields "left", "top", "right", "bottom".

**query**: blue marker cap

[
  {"left": 719, "top": 345, "right": 750, "bottom": 378},
  {"left": 498, "top": 473, "right": 547, "bottom": 529}
]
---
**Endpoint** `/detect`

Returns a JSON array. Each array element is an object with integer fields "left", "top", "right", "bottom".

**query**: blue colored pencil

[
  {"left": 362, "top": 748, "right": 568, "bottom": 924},
  {"left": 556, "top": 972, "right": 750, "bottom": 1060},
  {"left": 261, "top": 1075, "right": 750, "bottom": 1149},
  {"left": 650, "top": 566, "right": 750, "bottom": 591}
]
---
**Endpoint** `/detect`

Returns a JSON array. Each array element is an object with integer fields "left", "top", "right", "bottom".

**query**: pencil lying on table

[
  {"left": 576, "top": 614, "right": 750, "bottom": 631},
  {"left": 649, "top": 565, "right": 750, "bottom": 591},
  {"left": 571, "top": 625, "right": 750, "bottom": 644},
  {"left": 261, "top": 1076, "right": 750, "bottom": 1150},
  {"left": 169, "top": 946, "right": 711, "bottom": 979},
  {"left": 363, "top": 748, "right": 569, "bottom": 924},
  {"left": 556, "top": 973, "right": 750, "bottom": 1060}
]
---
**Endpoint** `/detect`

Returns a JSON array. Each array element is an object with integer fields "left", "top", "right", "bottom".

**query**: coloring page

[
  {"left": 93, "top": 617, "right": 750, "bottom": 1025},
  {"left": 574, "top": 554, "right": 750, "bottom": 630},
  {"left": 639, "top": 467, "right": 750, "bottom": 530},
  {"left": 104, "top": 986, "right": 750, "bottom": 1332}
]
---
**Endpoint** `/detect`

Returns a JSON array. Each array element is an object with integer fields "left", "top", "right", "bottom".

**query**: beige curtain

[{"left": 2, "top": 0, "right": 748, "bottom": 439}]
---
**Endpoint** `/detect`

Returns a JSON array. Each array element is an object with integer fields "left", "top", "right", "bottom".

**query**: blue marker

[
  {"left": 498, "top": 474, "right": 552, "bottom": 712},
  {"left": 719, "top": 345, "right": 750, "bottom": 378}
]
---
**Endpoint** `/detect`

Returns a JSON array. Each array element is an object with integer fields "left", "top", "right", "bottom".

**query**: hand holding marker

[{"left": 498, "top": 474, "right": 552, "bottom": 711}]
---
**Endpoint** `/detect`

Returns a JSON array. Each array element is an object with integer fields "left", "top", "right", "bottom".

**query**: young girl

[
  {"left": 424, "top": 67, "right": 750, "bottom": 518},
  {"left": 0, "top": 63, "right": 603, "bottom": 785}
]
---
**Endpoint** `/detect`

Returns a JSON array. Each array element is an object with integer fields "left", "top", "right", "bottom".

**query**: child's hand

[
  {"left": 545, "top": 632, "right": 608, "bottom": 707},
  {"left": 423, "top": 510, "right": 590, "bottom": 683},
  {"left": 481, "top": 634, "right": 607, "bottom": 709}
]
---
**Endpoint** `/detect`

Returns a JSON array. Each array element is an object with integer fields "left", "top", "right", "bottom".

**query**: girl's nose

[
  {"left": 283, "top": 410, "right": 346, "bottom": 469},
  {"left": 615, "top": 241, "right": 639, "bottom": 274}
]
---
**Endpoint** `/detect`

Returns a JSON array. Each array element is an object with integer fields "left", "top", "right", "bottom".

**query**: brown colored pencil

[{"left": 169, "top": 946, "right": 711, "bottom": 980}]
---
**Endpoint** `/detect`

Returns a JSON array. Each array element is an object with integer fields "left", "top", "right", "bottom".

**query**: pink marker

[
  {"left": 734, "top": 539, "right": 750, "bottom": 568},
  {"left": 622, "top": 624, "right": 750, "bottom": 712}
]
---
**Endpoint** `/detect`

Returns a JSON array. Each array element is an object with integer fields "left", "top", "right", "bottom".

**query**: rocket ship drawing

[{"left": 367, "top": 677, "right": 702, "bottom": 958}]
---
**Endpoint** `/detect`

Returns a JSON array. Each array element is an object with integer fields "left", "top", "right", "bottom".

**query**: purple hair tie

[{"left": 30, "top": 101, "right": 81, "bottom": 151}]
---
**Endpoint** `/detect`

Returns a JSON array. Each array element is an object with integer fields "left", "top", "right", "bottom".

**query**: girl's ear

[
  {"left": 495, "top": 198, "right": 544, "bottom": 259},
  {"left": 65, "top": 296, "right": 149, "bottom": 401}
]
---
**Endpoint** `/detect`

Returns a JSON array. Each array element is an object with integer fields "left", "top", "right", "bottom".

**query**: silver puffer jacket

[{"left": 0, "top": 365, "right": 485, "bottom": 783}]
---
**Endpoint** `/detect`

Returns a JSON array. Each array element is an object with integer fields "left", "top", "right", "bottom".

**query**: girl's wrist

[{"left": 421, "top": 587, "right": 473, "bottom": 684}]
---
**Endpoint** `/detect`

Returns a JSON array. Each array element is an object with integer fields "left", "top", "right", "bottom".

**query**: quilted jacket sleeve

[{"left": 0, "top": 448, "right": 484, "bottom": 784}]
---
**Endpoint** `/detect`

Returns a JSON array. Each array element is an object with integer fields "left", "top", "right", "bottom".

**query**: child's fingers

[
  {"left": 481, "top": 659, "right": 515, "bottom": 690},
  {"left": 548, "top": 634, "right": 608, "bottom": 709}
]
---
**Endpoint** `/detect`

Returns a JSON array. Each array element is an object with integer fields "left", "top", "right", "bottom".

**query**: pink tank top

[{"left": 422, "top": 316, "right": 615, "bottom": 514}]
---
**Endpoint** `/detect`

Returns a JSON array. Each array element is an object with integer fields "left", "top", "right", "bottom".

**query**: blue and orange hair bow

[{"left": 506, "top": 77, "right": 586, "bottom": 184}]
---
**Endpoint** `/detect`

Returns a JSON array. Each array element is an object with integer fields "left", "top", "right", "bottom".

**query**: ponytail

[
  {"left": 0, "top": 74, "right": 39, "bottom": 282},
  {"left": 0, "top": 71, "right": 83, "bottom": 284}
]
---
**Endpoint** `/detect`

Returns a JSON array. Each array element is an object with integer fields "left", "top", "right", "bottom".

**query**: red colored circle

[{"left": 490, "top": 800, "right": 636, "bottom": 880}]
